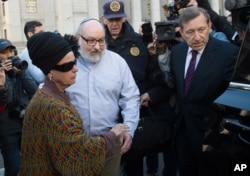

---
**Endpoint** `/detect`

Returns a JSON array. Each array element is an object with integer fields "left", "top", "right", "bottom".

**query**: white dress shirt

[{"left": 66, "top": 50, "right": 140, "bottom": 137}]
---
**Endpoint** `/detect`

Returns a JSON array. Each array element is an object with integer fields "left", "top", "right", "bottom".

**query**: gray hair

[{"left": 179, "top": 7, "right": 210, "bottom": 29}]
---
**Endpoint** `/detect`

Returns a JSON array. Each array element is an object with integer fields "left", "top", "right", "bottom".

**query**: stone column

[
  {"left": 150, "top": 0, "right": 161, "bottom": 30},
  {"left": 210, "top": 0, "right": 220, "bottom": 14},
  {"left": 131, "top": 0, "right": 142, "bottom": 30},
  {"left": 88, "top": 0, "right": 99, "bottom": 19}
]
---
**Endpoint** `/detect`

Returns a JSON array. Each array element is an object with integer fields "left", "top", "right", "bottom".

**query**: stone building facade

[{"left": 0, "top": 0, "right": 228, "bottom": 53}]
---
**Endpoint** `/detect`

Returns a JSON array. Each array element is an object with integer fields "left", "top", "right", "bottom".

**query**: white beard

[{"left": 79, "top": 43, "right": 105, "bottom": 63}]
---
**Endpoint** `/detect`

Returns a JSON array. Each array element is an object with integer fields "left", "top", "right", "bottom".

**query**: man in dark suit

[{"left": 169, "top": 7, "right": 239, "bottom": 176}]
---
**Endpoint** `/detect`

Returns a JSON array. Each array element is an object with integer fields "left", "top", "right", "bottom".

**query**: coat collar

[{"left": 41, "top": 77, "right": 71, "bottom": 105}]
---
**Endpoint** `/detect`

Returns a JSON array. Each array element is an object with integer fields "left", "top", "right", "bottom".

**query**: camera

[
  {"left": 166, "top": 0, "right": 190, "bottom": 21},
  {"left": 153, "top": 0, "right": 188, "bottom": 42},
  {"left": 232, "top": 5, "right": 250, "bottom": 30},
  {"left": 142, "top": 22, "right": 153, "bottom": 43},
  {"left": 141, "top": 1, "right": 189, "bottom": 44},
  {"left": 9, "top": 56, "right": 28, "bottom": 70},
  {"left": 155, "top": 21, "right": 179, "bottom": 41},
  {"left": 141, "top": 20, "right": 180, "bottom": 43}
]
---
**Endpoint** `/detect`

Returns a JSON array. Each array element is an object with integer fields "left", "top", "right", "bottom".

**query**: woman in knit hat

[{"left": 19, "top": 32, "right": 129, "bottom": 176}]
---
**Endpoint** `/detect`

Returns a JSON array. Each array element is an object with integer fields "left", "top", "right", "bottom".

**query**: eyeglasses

[
  {"left": 53, "top": 60, "right": 77, "bottom": 72},
  {"left": 79, "top": 35, "right": 105, "bottom": 46}
]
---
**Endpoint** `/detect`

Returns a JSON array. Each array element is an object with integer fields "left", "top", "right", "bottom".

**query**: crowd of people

[{"left": 0, "top": 0, "right": 249, "bottom": 176}]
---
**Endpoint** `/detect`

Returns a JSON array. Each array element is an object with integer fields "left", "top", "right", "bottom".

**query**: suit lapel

[
  {"left": 186, "top": 37, "right": 216, "bottom": 98},
  {"left": 176, "top": 45, "right": 188, "bottom": 99}
]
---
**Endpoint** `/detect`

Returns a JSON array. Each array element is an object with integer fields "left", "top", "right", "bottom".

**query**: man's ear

[
  {"left": 102, "top": 16, "right": 107, "bottom": 25},
  {"left": 179, "top": 27, "right": 184, "bottom": 37},
  {"left": 121, "top": 17, "right": 126, "bottom": 23},
  {"left": 208, "top": 21, "right": 212, "bottom": 29},
  {"left": 27, "top": 32, "right": 33, "bottom": 38}
]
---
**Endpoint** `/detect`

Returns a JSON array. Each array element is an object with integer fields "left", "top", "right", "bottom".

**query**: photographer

[
  {"left": 0, "top": 39, "right": 37, "bottom": 176},
  {"left": 142, "top": 22, "right": 181, "bottom": 176}
]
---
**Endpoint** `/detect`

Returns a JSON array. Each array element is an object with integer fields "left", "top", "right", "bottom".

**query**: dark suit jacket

[{"left": 170, "top": 36, "right": 239, "bottom": 154}]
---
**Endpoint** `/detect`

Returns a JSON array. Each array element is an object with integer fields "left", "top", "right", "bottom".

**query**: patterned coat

[{"left": 20, "top": 78, "right": 114, "bottom": 176}]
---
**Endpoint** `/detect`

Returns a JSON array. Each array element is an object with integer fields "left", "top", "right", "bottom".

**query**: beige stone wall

[{"left": 0, "top": 0, "right": 227, "bottom": 54}]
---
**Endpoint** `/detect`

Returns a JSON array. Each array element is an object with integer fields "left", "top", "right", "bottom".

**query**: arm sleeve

[
  {"left": 119, "top": 62, "right": 140, "bottom": 137},
  {"left": 20, "top": 49, "right": 45, "bottom": 84}
]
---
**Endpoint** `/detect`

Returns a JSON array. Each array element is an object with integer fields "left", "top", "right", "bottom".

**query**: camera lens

[
  {"left": 232, "top": 6, "right": 250, "bottom": 30},
  {"left": 159, "top": 25, "right": 175, "bottom": 40},
  {"left": 9, "top": 56, "right": 28, "bottom": 70},
  {"left": 155, "top": 22, "right": 177, "bottom": 41},
  {"left": 238, "top": 9, "right": 250, "bottom": 27}
]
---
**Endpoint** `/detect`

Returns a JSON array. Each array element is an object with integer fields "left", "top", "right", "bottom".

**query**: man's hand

[
  {"left": 119, "top": 132, "right": 132, "bottom": 154},
  {"left": 140, "top": 92, "right": 150, "bottom": 107},
  {"left": 1, "top": 60, "right": 22, "bottom": 73},
  {"left": 1, "top": 60, "right": 12, "bottom": 72},
  {"left": 0, "top": 65, "right": 6, "bottom": 88},
  {"left": 147, "top": 42, "right": 157, "bottom": 55}
]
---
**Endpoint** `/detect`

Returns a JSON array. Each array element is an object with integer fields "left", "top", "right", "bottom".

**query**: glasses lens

[
  {"left": 80, "top": 34, "right": 105, "bottom": 46},
  {"left": 88, "top": 40, "right": 105, "bottom": 46},
  {"left": 53, "top": 60, "right": 76, "bottom": 72},
  {"left": 88, "top": 40, "right": 96, "bottom": 46},
  {"left": 98, "top": 40, "right": 105, "bottom": 45}
]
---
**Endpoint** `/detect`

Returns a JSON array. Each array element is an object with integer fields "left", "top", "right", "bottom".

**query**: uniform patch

[
  {"left": 110, "top": 1, "right": 121, "bottom": 12},
  {"left": 130, "top": 46, "right": 140, "bottom": 56}
]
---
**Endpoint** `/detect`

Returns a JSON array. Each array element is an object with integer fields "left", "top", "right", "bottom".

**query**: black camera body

[
  {"left": 152, "top": 0, "right": 188, "bottom": 42},
  {"left": 167, "top": 0, "right": 190, "bottom": 21},
  {"left": 141, "top": 20, "right": 180, "bottom": 43},
  {"left": 142, "top": 22, "right": 153, "bottom": 43},
  {"left": 232, "top": 5, "right": 250, "bottom": 30},
  {"left": 9, "top": 56, "right": 28, "bottom": 70},
  {"left": 141, "top": 0, "right": 189, "bottom": 43}
]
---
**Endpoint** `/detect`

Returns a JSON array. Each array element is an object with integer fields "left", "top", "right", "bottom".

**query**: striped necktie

[{"left": 184, "top": 50, "right": 198, "bottom": 96}]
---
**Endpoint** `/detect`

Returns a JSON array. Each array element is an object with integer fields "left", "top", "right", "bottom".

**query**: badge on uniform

[
  {"left": 130, "top": 46, "right": 140, "bottom": 56},
  {"left": 110, "top": 1, "right": 121, "bottom": 12}
]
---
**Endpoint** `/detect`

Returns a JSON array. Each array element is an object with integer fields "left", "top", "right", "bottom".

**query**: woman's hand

[{"left": 110, "top": 123, "right": 130, "bottom": 137}]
